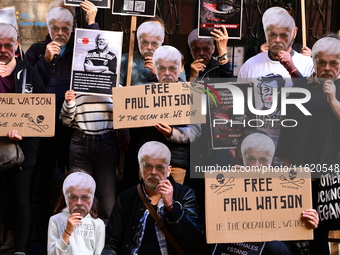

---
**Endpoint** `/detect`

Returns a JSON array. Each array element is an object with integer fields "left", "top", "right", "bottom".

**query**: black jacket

[
  {"left": 102, "top": 177, "right": 203, "bottom": 255},
  {"left": 14, "top": 59, "right": 45, "bottom": 169},
  {"left": 25, "top": 23, "right": 99, "bottom": 130},
  {"left": 185, "top": 58, "right": 233, "bottom": 81}
]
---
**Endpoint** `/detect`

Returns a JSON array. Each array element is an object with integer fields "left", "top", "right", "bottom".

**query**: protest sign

[
  {"left": 71, "top": 28, "right": 123, "bottom": 96},
  {"left": 205, "top": 168, "right": 313, "bottom": 243},
  {"left": 208, "top": 82, "right": 256, "bottom": 149},
  {"left": 198, "top": 0, "right": 243, "bottom": 39},
  {"left": 112, "top": 82, "right": 206, "bottom": 129},
  {"left": 112, "top": 0, "right": 156, "bottom": 17},
  {"left": 64, "top": 0, "right": 110, "bottom": 8},
  {"left": 0, "top": 94, "right": 55, "bottom": 137}
]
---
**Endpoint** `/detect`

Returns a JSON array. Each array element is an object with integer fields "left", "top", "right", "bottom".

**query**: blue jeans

[{"left": 70, "top": 129, "right": 118, "bottom": 220}]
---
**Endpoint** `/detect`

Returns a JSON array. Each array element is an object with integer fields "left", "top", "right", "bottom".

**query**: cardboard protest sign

[
  {"left": 112, "top": 0, "right": 156, "bottom": 17},
  {"left": 0, "top": 94, "right": 55, "bottom": 137},
  {"left": 205, "top": 168, "right": 313, "bottom": 243},
  {"left": 212, "top": 242, "right": 266, "bottom": 255},
  {"left": 64, "top": 0, "right": 110, "bottom": 8},
  {"left": 71, "top": 29, "right": 123, "bottom": 96},
  {"left": 208, "top": 82, "right": 256, "bottom": 149},
  {"left": 198, "top": 0, "right": 243, "bottom": 39},
  {"left": 112, "top": 82, "right": 206, "bottom": 129}
]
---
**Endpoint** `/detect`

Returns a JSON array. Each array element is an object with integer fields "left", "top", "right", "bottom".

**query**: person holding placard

[
  {"left": 0, "top": 22, "right": 45, "bottom": 255},
  {"left": 24, "top": 2, "right": 99, "bottom": 254},
  {"left": 226, "top": 131, "right": 318, "bottom": 255},
  {"left": 185, "top": 27, "right": 233, "bottom": 81},
  {"left": 276, "top": 36, "right": 340, "bottom": 255},
  {"left": 102, "top": 141, "right": 203, "bottom": 255},
  {"left": 60, "top": 86, "right": 118, "bottom": 223}
]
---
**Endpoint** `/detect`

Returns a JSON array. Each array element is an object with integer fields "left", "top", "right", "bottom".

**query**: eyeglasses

[
  {"left": 68, "top": 195, "right": 91, "bottom": 202},
  {"left": 316, "top": 59, "right": 339, "bottom": 67},
  {"left": 246, "top": 156, "right": 270, "bottom": 165},
  {"left": 143, "top": 163, "right": 167, "bottom": 172},
  {"left": 50, "top": 25, "right": 70, "bottom": 33},
  {"left": 157, "top": 65, "right": 177, "bottom": 72},
  {"left": 267, "top": 32, "right": 289, "bottom": 39},
  {"left": 141, "top": 40, "right": 160, "bottom": 47},
  {"left": 191, "top": 46, "right": 213, "bottom": 53},
  {"left": 0, "top": 43, "right": 14, "bottom": 50}
]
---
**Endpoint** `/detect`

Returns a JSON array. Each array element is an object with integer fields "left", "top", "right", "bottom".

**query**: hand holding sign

[
  {"left": 80, "top": 0, "right": 98, "bottom": 25},
  {"left": 302, "top": 209, "right": 319, "bottom": 229},
  {"left": 155, "top": 122, "right": 172, "bottom": 138},
  {"left": 8, "top": 129, "right": 22, "bottom": 141},
  {"left": 65, "top": 90, "right": 76, "bottom": 104}
]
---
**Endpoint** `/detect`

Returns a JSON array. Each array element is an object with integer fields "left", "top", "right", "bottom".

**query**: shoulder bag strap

[{"left": 137, "top": 184, "right": 185, "bottom": 255}]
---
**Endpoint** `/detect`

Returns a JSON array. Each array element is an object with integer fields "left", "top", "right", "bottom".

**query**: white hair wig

[
  {"left": 312, "top": 37, "right": 340, "bottom": 63},
  {"left": 46, "top": 7, "right": 73, "bottom": 29},
  {"left": 137, "top": 21, "right": 164, "bottom": 42},
  {"left": 138, "top": 141, "right": 171, "bottom": 169},
  {"left": 262, "top": 7, "right": 295, "bottom": 34},
  {"left": 241, "top": 133, "right": 276, "bottom": 161},
  {"left": 48, "top": 0, "right": 76, "bottom": 17},
  {"left": 0, "top": 23, "right": 18, "bottom": 42},
  {"left": 153, "top": 45, "right": 181, "bottom": 68},
  {"left": 187, "top": 28, "right": 214, "bottom": 48},
  {"left": 62, "top": 172, "right": 96, "bottom": 198}
]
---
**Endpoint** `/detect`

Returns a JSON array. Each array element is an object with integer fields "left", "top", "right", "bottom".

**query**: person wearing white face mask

[
  {"left": 276, "top": 36, "right": 340, "bottom": 255},
  {"left": 48, "top": 171, "right": 105, "bottom": 255},
  {"left": 0, "top": 22, "right": 45, "bottom": 255},
  {"left": 102, "top": 141, "right": 203, "bottom": 255}
]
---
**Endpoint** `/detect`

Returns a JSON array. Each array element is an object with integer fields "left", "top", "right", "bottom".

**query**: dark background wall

[{"left": 95, "top": 0, "right": 340, "bottom": 71}]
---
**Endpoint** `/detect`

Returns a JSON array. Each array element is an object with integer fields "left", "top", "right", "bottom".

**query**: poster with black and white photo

[
  {"left": 71, "top": 28, "right": 123, "bottom": 96},
  {"left": 198, "top": 0, "right": 243, "bottom": 39},
  {"left": 208, "top": 82, "right": 256, "bottom": 149},
  {"left": 64, "top": 0, "right": 110, "bottom": 8},
  {"left": 0, "top": 6, "right": 17, "bottom": 28},
  {"left": 112, "top": 0, "right": 156, "bottom": 17}
]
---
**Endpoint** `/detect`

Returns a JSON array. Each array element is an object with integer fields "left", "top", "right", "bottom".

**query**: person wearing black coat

[
  {"left": 0, "top": 22, "right": 45, "bottom": 255},
  {"left": 102, "top": 141, "right": 203, "bottom": 255}
]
